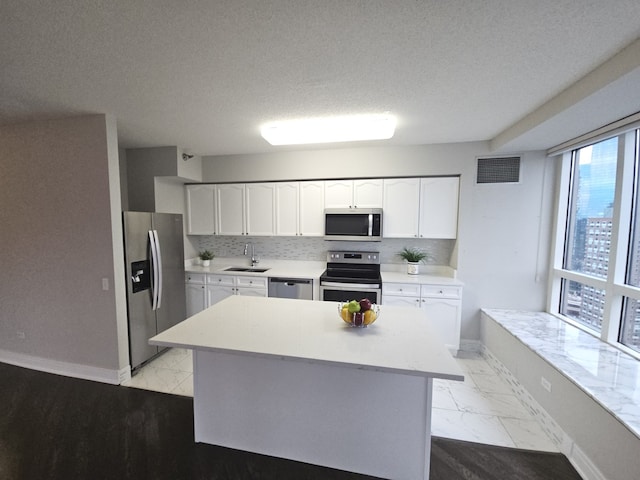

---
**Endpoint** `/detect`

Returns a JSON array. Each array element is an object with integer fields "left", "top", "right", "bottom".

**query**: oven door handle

[{"left": 321, "top": 281, "right": 381, "bottom": 289}]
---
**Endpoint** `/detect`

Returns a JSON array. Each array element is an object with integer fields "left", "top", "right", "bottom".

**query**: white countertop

[
  {"left": 185, "top": 259, "right": 326, "bottom": 279},
  {"left": 381, "top": 271, "right": 463, "bottom": 285},
  {"left": 150, "top": 295, "right": 464, "bottom": 380},
  {"left": 186, "top": 258, "right": 462, "bottom": 286}
]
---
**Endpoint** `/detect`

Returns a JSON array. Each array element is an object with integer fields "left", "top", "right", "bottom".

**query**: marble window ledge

[{"left": 481, "top": 308, "right": 640, "bottom": 440}]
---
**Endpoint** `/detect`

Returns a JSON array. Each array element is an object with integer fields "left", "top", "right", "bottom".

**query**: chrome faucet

[{"left": 244, "top": 242, "right": 259, "bottom": 266}]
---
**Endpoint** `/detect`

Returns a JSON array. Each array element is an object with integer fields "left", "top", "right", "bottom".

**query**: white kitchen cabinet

[
  {"left": 207, "top": 284, "right": 235, "bottom": 306},
  {"left": 325, "top": 179, "right": 383, "bottom": 209},
  {"left": 216, "top": 184, "right": 245, "bottom": 235},
  {"left": 382, "top": 281, "right": 462, "bottom": 353},
  {"left": 186, "top": 176, "right": 456, "bottom": 239},
  {"left": 353, "top": 179, "right": 384, "bottom": 208},
  {"left": 383, "top": 177, "right": 459, "bottom": 239},
  {"left": 299, "top": 181, "right": 325, "bottom": 236},
  {"left": 383, "top": 178, "right": 420, "bottom": 237},
  {"left": 206, "top": 274, "right": 235, "bottom": 306},
  {"left": 245, "top": 183, "right": 276, "bottom": 235},
  {"left": 236, "top": 275, "right": 268, "bottom": 297},
  {"left": 185, "top": 273, "right": 207, "bottom": 317},
  {"left": 324, "top": 180, "right": 352, "bottom": 208},
  {"left": 275, "top": 182, "right": 299, "bottom": 236},
  {"left": 186, "top": 185, "right": 216, "bottom": 235},
  {"left": 419, "top": 177, "right": 459, "bottom": 239},
  {"left": 421, "top": 297, "right": 461, "bottom": 352},
  {"left": 205, "top": 274, "right": 268, "bottom": 307}
]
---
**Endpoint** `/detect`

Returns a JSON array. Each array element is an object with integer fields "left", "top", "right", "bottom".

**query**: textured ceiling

[{"left": 1, "top": 1, "right": 640, "bottom": 156}]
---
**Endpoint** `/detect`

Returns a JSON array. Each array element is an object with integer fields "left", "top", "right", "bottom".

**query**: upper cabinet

[
  {"left": 275, "top": 182, "right": 299, "bottom": 236},
  {"left": 186, "top": 176, "right": 458, "bottom": 239},
  {"left": 383, "top": 177, "right": 459, "bottom": 239},
  {"left": 216, "top": 183, "right": 277, "bottom": 236},
  {"left": 245, "top": 183, "right": 276, "bottom": 236},
  {"left": 186, "top": 184, "right": 216, "bottom": 235},
  {"left": 299, "top": 181, "right": 325, "bottom": 236},
  {"left": 383, "top": 178, "right": 421, "bottom": 238},
  {"left": 274, "top": 181, "right": 324, "bottom": 236},
  {"left": 325, "top": 179, "right": 383, "bottom": 209},
  {"left": 419, "top": 177, "right": 459, "bottom": 239},
  {"left": 216, "top": 183, "right": 245, "bottom": 235}
]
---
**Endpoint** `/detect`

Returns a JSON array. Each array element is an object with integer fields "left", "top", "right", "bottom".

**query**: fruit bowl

[{"left": 338, "top": 300, "right": 380, "bottom": 328}]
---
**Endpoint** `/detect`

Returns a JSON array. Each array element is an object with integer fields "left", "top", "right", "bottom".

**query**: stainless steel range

[{"left": 319, "top": 250, "right": 381, "bottom": 303}]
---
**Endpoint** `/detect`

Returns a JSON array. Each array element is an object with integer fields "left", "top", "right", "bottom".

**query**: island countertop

[{"left": 150, "top": 295, "right": 463, "bottom": 381}]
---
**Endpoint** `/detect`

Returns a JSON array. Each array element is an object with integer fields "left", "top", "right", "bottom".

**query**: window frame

[{"left": 549, "top": 129, "right": 640, "bottom": 359}]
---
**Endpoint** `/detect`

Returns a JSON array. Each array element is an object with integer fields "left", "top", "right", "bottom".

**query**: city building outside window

[{"left": 551, "top": 129, "right": 640, "bottom": 357}]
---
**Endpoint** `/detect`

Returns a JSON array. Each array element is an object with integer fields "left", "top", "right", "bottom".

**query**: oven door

[{"left": 320, "top": 282, "right": 381, "bottom": 304}]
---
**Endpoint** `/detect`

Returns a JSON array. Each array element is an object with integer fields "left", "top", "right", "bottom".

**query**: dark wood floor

[{"left": 0, "top": 362, "right": 583, "bottom": 479}]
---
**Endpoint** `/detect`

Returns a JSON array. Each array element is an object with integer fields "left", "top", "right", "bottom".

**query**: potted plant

[
  {"left": 397, "top": 247, "right": 429, "bottom": 275},
  {"left": 199, "top": 250, "right": 214, "bottom": 267}
]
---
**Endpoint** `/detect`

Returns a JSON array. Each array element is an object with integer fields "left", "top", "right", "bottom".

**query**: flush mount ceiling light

[{"left": 260, "top": 113, "right": 397, "bottom": 146}]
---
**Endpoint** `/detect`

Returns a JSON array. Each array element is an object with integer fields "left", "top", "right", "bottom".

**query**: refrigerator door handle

[
  {"left": 153, "top": 229, "right": 163, "bottom": 310},
  {"left": 149, "top": 230, "right": 159, "bottom": 310}
]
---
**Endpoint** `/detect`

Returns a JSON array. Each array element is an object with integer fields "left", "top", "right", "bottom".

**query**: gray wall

[
  {"left": 201, "top": 143, "right": 556, "bottom": 341},
  {"left": 0, "top": 115, "right": 127, "bottom": 378},
  {"left": 126, "top": 147, "right": 181, "bottom": 211}
]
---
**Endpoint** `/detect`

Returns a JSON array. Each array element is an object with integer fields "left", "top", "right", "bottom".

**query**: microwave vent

[{"left": 476, "top": 156, "right": 520, "bottom": 184}]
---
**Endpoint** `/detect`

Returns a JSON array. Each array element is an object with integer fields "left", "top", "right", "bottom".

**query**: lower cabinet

[
  {"left": 185, "top": 273, "right": 207, "bottom": 317},
  {"left": 186, "top": 273, "right": 268, "bottom": 317},
  {"left": 382, "top": 282, "right": 462, "bottom": 353},
  {"left": 207, "top": 274, "right": 268, "bottom": 304}
]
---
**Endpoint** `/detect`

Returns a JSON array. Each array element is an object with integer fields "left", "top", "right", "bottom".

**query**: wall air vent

[{"left": 476, "top": 156, "right": 521, "bottom": 184}]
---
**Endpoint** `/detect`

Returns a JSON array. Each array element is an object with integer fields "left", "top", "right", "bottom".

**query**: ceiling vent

[{"left": 476, "top": 156, "right": 521, "bottom": 184}]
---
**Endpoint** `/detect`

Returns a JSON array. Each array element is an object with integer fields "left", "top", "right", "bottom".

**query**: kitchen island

[{"left": 150, "top": 295, "right": 463, "bottom": 480}]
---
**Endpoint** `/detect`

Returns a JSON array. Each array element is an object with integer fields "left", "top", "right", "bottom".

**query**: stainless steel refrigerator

[{"left": 123, "top": 212, "right": 186, "bottom": 372}]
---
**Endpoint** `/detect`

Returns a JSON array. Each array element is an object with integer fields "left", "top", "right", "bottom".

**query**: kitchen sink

[{"left": 224, "top": 267, "right": 270, "bottom": 273}]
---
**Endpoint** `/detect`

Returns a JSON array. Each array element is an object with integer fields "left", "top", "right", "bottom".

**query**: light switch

[{"left": 102, "top": 278, "right": 109, "bottom": 291}]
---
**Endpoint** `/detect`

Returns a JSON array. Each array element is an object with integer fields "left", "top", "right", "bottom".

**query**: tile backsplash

[{"left": 197, "top": 236, "right": 455, "bottom": 265}]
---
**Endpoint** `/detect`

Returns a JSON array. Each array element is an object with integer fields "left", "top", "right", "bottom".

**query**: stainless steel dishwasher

[{"left": 268, "top": 277, "right": 314, "bottom": 300}]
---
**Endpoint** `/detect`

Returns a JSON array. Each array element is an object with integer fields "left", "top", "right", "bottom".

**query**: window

[
  {"left": 552, "top": 130, "right": 640, "bottom": 357},
  {"left": 560, "top": 138, "right": 618, "bottom": 331}
]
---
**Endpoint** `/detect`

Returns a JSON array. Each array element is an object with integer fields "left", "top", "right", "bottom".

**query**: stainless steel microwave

[{"left": 324, "top": 208, "right": 383, "bottom": 241}]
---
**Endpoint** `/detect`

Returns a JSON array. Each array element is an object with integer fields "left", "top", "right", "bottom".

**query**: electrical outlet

[
  {"left": 102, "top": 278, "right": 109, "bottom": 291},
  {"left": 541, "top": 376, "right": 552, "bottom": 393},
  {"left": 16, "top": 331, "right": 25, "bottom": 340}
]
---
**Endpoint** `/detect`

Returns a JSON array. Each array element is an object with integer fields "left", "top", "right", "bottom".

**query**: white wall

[
  {"left": 202, "top": 142, "right": 555, "bottom": 341},
  {"left": 0, "top": 115, "right": 126, "bottom": 380}
]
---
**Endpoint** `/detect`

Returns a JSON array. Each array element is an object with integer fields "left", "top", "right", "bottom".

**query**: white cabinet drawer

[
  {"left": 185, "top": 273, "right": 206, "bottom": 284},
  {"left": 236, "top": 276, "right": 268, "bottom": 289},
  {"left": 420, "top": 285, "right": 461, "bottom": 299},
  {"left": 207, "top": 274, "right": 235, "bottom": 286},
  {"left": 382, "top": 283, "right": 421, "bottom": 297},
  {"left": 382, "top": 296, "right": 420, "bottom": 307}
]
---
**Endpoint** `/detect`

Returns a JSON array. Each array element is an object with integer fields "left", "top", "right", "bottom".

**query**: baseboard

[
  {"left": 569, "top": 441, "right": 607, "bottom": 480},
  {"left": 0, "top": 349, "right": 127, "bottom": 385}
]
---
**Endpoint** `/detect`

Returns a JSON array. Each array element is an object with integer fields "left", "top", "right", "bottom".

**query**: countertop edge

[{"left": 150, "top": 338, "right": 464, "bottom": 381}]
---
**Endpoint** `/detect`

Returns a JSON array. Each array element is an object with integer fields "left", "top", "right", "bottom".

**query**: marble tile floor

[{"left": 123, "top": 348, "right": 558, "bottom": 453}]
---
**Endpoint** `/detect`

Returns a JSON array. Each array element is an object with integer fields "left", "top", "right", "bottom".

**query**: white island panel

[{"left": 194, "top": 349, "right": 433, "bottom": 479}]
